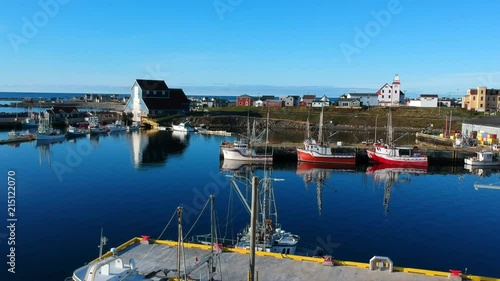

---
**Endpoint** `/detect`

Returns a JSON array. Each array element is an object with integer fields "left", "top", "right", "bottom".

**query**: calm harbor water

[{"left": 1, "top": 129, "right": 499, "bottom": 280}]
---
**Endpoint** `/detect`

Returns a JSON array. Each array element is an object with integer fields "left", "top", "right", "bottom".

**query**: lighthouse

[{"left": 392, "top": 74, "right": 401, "bottom": 105}]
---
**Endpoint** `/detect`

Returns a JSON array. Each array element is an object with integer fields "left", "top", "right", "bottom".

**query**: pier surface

[{"left": 74, "top": 238, "right": 494, "bottom": 281}]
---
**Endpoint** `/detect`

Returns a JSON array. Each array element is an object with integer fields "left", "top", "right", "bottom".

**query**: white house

[
  {"left": 420, "top": 94, "right": 438, "bottom": 107},
  {"left": 312, "top": 95, "right": 331, "bottom": 107},
  {"left": 376, "top": 74, "right": 404, "bottom": 106},
  {"left": 347, "top": 93, "right": 378, "bottom": 107}
]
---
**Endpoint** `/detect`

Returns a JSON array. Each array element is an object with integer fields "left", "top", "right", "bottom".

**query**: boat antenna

[
  {"left": 318, "top": 105, "right": 324, "bottom": 144},
  {"left": 98, "top": 227, "right": 107, "bottom": 261}
]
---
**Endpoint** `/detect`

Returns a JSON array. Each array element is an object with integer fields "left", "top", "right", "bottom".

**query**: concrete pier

[{"left": 78, "top": 238, "right": 496, "bottom": 281}]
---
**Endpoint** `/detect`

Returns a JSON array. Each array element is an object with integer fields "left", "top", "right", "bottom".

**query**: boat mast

[
  {"left": 176, "top": 207, "right": 183, "bottom": 280},
  {"left": 387, "top": 108, "right": 393, "bottom": 145},
  {"left": 318, "top": 106, "right": 324, "bottom": 143},
  {"left": 98, "top": 227, "right": 107, "bottom": 261}
]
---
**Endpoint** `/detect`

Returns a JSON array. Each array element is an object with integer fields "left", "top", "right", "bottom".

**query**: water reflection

[
  {"left": 35, "top": 139, "right": 65, "bottom": 166},
  {"left": 366, "top": 164, "right": 427, "bottom": 215},
  {"left": 464, "top": 164, "right": 500, "bottom": 178},
  {"left": 126, "top": 130, "right": 189, "bottom": 169},
  {"left": 296, "top": 162, "right": 356, "bottom": 215}
]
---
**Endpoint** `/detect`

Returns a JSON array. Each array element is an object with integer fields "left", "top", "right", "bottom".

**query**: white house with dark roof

[
  {"left": 312, "top": 95, "right": 330, "bottom": 107},
  {"left": 376, "top": 74, "right": 404, "bottom": 106},
  {"left": 125, "top": 79, "right": 189, "bottom": 121}
]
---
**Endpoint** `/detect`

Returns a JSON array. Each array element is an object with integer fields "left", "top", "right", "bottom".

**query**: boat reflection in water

[
  {"left": 220, "top": 159, "right": 267, "bottom": 172},
  {"left": 296, "top": 162, "right": 355, "bottom": 215},
  {"left": 35, "top": 138, "right": 65, "bottom": 166},
  {"left": 464, "top": 164, "right": 500, "bottom": 178},
  {"left": 171, "top": 130, "right": 189, "bottom": 143},
  {"left": 366, "top": 164, "right": 427, "bottom": 215}
]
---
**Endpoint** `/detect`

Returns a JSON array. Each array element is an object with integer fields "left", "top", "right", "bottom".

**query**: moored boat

[
  {"left": 464, "top": 150, "right": 500, "bottom": 167},
  {"left": 172, "top": 121, "right": 196, "bottom": 132},
  {"left": 36, "top": 112, "right": 65, "bottom": 141},
  {"left": 66, "top": 125, "right": 88, "bottom": 138},
  {"left": 366, "top": 108, "right": 428, "bottom": 166},
  {"left": 220, "top": 139, "right": 273, "bottom": 162},
  {"left": 297, "top": 106, "right": 356, "bottom": 164}
]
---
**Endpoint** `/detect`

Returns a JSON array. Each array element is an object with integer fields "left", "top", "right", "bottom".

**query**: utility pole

[{"left": 249, "top": 176, "right": 259, "bottom": 281}]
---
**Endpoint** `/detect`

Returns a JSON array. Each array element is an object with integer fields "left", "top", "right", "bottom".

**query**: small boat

[
  {"left": 21, "top": 107, "right": 38, "bottom": 128},
  {"left": 220, "top": 111, "right": 273, "bottom": 162},
  {"left": 107, "top": 120, "right": 127, "bottom": 133},
  {"left": 66, "top": 125, "right": 88, "bottom": 138},
  {"left": 232, "top": 169, "right": 299, "bottom": 255},
  {"left": 126, "top": 122, "right": 141, "bottom": 132},
  {"left": 85, "top": 115, "right": 109, "bottom": 135},
  {"left": 366, "top": 108, "right": 428, "bottom": 166},
  {"left": 172, "top": 121, "right": 196, "bottom": 132},
  {"left": 220, "top": 139, "right": 273, "bottom": 162},
  {"left": 464, "top": 150, "right": 500, "bottom": 167},
  {"left": 297, "top": 106, "right": 356, "bottom": 164},
  {"left": 36, "top": 112, "right": 65, "bottom": 141}
]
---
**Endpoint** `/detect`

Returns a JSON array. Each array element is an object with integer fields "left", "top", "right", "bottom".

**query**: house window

[
  {"left": 481, "top": 97, "right": 484, "bottom": 101},
  {"left": 480, "top": 104, "right": 483, "bottom": 107},
  {"left": 389, "top": 90, "right": 392, "bottom": 93},
  {"left": 382, "top": 90, "right": 385, "bottom": 93},
  {"left": 389, "top": 95, "right": 391, "bottom": 99}
]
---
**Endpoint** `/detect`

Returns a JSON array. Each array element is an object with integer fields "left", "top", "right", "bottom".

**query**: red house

[{"left": 237, "top": 95, "right": 252, "bottom": 107}]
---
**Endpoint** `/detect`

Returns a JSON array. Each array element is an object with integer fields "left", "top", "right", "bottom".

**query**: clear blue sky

[{"left": 1, "top": 0, "right": 500, "bottom": 97}]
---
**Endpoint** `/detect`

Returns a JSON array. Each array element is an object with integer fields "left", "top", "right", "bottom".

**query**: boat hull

[
  {"left": 221, "top": 147, "right": 273, "bottom": 162},
  {"left": 172, "top": 125, "right": 196, "bottom": 132},
  {"left": 36, "top": 133, "right": 66, "bottom": 141},
  {"left": 366, "top": 149, "right": 428, "bottom": 166},
  {"left": 464, "top": 159, "right": 500, "bottom": 166},
  {"left": 296, "top": 148, "right": 356, "bottom": 164}
]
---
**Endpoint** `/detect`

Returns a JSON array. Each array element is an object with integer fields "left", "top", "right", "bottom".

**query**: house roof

[
  {"left": 421, "top": 94, "right": 438, "bottom": 98},
  {"left": 348, "top": 93, "right": 376, "bottom": 97},
  {"left": 238, "top": 94, "right": 251, "bottom": 98},
  {"left": 303, "top": 95, "right": 316, "bottom": 100},
  {"left": 142, "top": 89, "right": 190, "bottom": 110},
  {"left": 135, "top": 79, "right": 169, "bottom": 91},
  {"left": 469, "top": 89, "right": 477, "bottom": 95}
]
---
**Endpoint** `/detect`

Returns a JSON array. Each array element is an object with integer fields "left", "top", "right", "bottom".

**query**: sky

[{"left": 1, "top": 0, "right": 500, "bottom": 98}]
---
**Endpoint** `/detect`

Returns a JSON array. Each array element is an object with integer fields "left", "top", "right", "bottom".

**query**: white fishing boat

[
  {"left": 464, "top": 150, "right": 500, "bottom": 167},
  {"left": 230, "top": 169, "right": 299, "bottom": 254},
  {"left": 21, "top": 107, "right": 38, "bottom": 128},
  {"left": 36, "top": 112, "right": 65, "bottom": 141},
  {"left": 86, "top": 115, "right": 109, "bottom": 135},
  {"left": 107, "top": 120, "right": 127, "bottom": 133},
  {"left": 220, "top": 111, "right": 273, "bottom": 162},
  {"left": 66, "top": 125, "right": 88, "bottom": 138},
  {"left": 172, "top": 121, "right": 196, "bottom": 132}
]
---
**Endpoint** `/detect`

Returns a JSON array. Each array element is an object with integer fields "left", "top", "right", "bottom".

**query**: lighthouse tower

[{"left": 392, "top": 74, "right": 401, "bottom": 105}]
